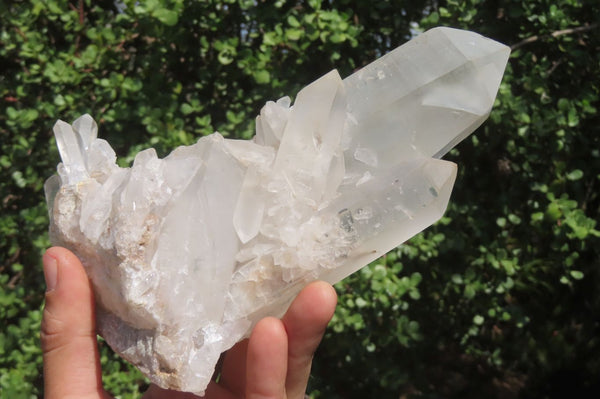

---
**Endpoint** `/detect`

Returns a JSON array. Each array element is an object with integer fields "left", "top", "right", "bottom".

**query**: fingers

[
  {"left": 38, "top": 248, "right": 335, "bottom": 399},
  {"left": 40, "top": 247, "right": 109, "bottom": 399},
  {"left": 246, "top": 317, "right": 288, "bottom": 399},
  {"left": 281, "top": 281, "right": 337, "bottom": 399}
]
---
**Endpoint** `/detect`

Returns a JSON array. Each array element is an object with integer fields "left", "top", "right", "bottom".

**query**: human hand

[{"left": 41, "top": 247, "right": 337, "bottom": 399}]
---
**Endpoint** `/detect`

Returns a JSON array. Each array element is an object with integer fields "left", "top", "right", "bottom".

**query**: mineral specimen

[{"left": 45, "top": 27, "right": 510, "bottom": 395}]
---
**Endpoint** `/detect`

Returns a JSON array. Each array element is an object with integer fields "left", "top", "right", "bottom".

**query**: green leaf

[
  {"left": 567, "top": 108, "right": 579, "bottom": 127},
  {"left": 508, "top": 214, "right": 521, "bottom": 225},
  {"left": 308, "top": 0, "right": 322, "bottom": 9},
  {"left": 557, "top": 98, "right": 569, "bottom": 111},
  {"left": 218, "top": 48, "right": 235, "bottom": 65},
  {"left": 570, "top": 270, "right": 584, "bottom": 280},
  {"left": 253, "top": 70, "right": 270, "bottom": 84},
  {"left": 372, "top": 265, "right": 386, "bottom": 280},
  {"left": 287, "top": 15, "right": 300, "bottom": 27},
  {"left": 285, "top": 28, "right": 303, "bottom": 41},
  {"left": 427, "top": 11, "right": 440, "bottom": 24},
  {"left": 355, "top": 297, "right": 368, "bottom": 308},
  {"left": 566, "top": 169, "right": 583, "bottom": 181},
  {"left": 180, "top": 103, "right": 194, "bottom": 115},
  {"left": 531, "top": 212, "right": 544, "bottom": 222},
  {"left": 410, "top": 272, "right": 422, "bottom": 285},
  {"left": 464, "top": 284, "right": 476, "bottom": 299},
  {"left": 153, "top": 9, "right": 178, "bottom": 26}
]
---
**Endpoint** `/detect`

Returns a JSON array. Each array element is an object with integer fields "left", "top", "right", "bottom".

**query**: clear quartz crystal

[{"left": 45, "top": 27, "right": 510, "bottom": 395}]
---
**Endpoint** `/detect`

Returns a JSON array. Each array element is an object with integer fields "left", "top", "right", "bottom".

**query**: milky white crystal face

[{"left": 45, "top": 27, "right": 510, "bottom": 395}]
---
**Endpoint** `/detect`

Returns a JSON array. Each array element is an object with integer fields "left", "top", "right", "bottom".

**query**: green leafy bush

[{"left": 1, "top": 0, "right": 599, "bottom": 398}]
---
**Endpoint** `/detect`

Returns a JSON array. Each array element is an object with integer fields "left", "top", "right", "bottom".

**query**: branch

[
  {"left": 511, "top": 23, "right": 599, "bottom": 51},
  {"left": 78, "top": 0, "right": 84, "bottom": 25}
]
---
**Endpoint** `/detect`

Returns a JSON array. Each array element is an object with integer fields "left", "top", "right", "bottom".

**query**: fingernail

[{"left": 43, "top": 253, "right": 58, "bottom": 291}]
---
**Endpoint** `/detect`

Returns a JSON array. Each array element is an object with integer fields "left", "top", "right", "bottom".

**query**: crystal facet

[{"left": 45, "top": 27, "right": 510, "bottom": 395}]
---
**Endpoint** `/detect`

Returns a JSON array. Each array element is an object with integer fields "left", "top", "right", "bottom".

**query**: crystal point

[{"left": 45, "top": 27, "right": 509, "bottom": 395}]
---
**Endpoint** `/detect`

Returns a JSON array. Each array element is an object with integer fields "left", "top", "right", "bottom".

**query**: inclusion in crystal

[{"left": 45, "top": 27, "right": 510, "bottom": 395}]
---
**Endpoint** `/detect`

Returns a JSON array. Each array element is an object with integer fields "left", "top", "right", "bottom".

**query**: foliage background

[{"left": 1, "top": 0, "right": 599, "bottom": 398}]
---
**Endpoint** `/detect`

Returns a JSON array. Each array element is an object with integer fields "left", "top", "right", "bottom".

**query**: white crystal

[{"left": 45, "top": 27, "right": 509, "bottom": 395}]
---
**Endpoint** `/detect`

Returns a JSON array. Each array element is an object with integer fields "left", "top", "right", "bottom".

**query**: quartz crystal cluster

[{"left": 45, "top": 27, "right": 510, "bottom": 395}]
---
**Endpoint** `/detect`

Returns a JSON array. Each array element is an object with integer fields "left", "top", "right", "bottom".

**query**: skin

[{"left": 40, "top": 247, "right": 337, "bottom": 399}]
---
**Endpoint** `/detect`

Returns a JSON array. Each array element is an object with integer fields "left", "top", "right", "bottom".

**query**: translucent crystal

[{"left": 45, "top": 27, "right": 510, "bottom": 395}]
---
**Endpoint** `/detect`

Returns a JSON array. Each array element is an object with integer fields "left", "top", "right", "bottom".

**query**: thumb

[{"left": 41, "top": 247, "right": 109, "bottom": 399}]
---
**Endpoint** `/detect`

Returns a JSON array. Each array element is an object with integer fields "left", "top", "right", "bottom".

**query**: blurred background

[{"left": 1, "top": 0, "right": 599, "bottom": 397}]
